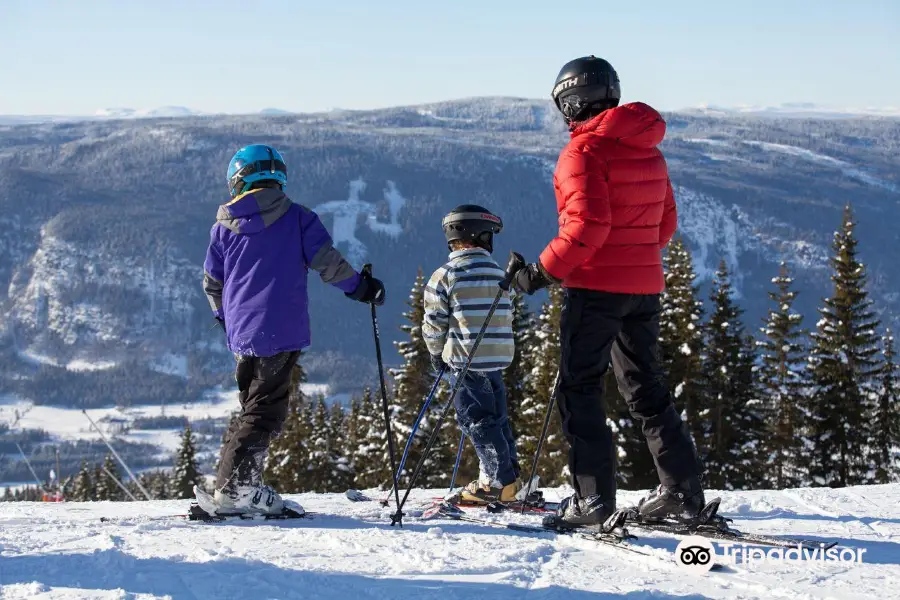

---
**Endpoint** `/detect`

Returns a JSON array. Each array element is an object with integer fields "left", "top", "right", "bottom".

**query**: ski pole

[
  {"left": 363, "top": 264, "right": 404, "bottom": 527},
  {"left": 82, "top": 410, "right": 154, "bottom": 501},
  {"left": 394, "top": 251, "right": 525, "bottom": 520},
  {"left": 520, "top": 370, "right": 560, "bottom": 513},
  {"left": 381, "top": 365, "right": 446, "bottom": 505},
  {"left": 448, "top": 430, "right": 466, "bottom": 494}
]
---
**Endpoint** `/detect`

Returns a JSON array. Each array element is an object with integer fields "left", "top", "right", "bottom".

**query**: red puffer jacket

[{"left": 539, "top": 102, "right": 677, "bottom": 294}]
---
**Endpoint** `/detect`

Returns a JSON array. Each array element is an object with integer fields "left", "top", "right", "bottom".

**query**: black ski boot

[
  {"left": 636, "top": 477, "right": 705, "bottom": 521},
  {"left": 542, "top": 493, "right": 615, "bottom": 532}
]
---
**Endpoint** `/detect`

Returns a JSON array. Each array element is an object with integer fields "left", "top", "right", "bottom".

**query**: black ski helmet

[
  {"left": 551, "top": 56, "right": 621, "bottom": 125},
  {"left": 442, "top": 205, "right": 503, "bottom": 253}
]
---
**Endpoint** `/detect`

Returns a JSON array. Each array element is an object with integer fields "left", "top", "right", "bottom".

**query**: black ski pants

[
  {"left": 557, "top": 289, "right": 700, "bottom": 503},
  {"left": 215, "top": 351, "right": 300, "bottom": 491}
]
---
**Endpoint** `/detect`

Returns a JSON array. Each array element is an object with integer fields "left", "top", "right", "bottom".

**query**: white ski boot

[{"left": 194, "top": 484, "right": 297, "bottom": 516}]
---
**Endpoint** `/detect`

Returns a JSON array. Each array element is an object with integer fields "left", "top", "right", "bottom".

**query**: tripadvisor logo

[
  {"left": 675, "top": 536, "right": 867, "bottom": 573},
  {"left": 675, "top": 537, "right": 717, "bottom": 574}
]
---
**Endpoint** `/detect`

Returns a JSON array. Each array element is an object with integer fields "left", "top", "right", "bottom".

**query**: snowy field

[
  {"left": 1, "top": 485, "right": 899, "bottom": 599},
  {"left": 0, "top": 383, "right": 331, "bottom": 462}
]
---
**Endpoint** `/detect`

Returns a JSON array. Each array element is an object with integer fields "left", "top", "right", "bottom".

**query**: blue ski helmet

[{"left": 226, "top": 144, "right": 288, "bottom": 198}]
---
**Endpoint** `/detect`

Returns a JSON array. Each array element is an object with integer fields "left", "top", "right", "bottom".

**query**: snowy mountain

[
  {"left": 0, "top": 97, "right": 898, "bottom": 411},
  {"left": 93, "top": 106, "right": 203, "bottom": 119},
  {"left": 1, "top": 484, "right": 897, "bottom": 599},
  {"left": 682, "top": 102, "right": 900, "bottom": 119}
]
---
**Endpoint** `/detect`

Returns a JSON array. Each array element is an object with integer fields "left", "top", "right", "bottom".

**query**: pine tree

[
  {"left": 72, "top": 461, "right": 95, "bottom": 501},
  {"left": 171, "top": 423, "right": 203, "bottom": 499},
  {"left": 872, "top": 331, "right": 900, "bottom": 483},
  {"left": 328, "top": 402, "right": 355, "bottom": 491},
  {"left": 757, "top": 263, "right": 807, "bottom": 489},
  {"left": 265, "top": 362, "right": 312, "bottom": 492},
  {"left": 806, "top": 205, "right": 881, "bottom": 487},
  {"left": 304, "top": 396, "right": 346, "bottom": 492},
  {"left": 505, "top": 294, "right": 534, "bottom": 434},
  {"left": 390, "top": 269, "right": 453, "bottom": 488},
  {"left": 94, "top": 455, "right": 123, "bottom": 501},
  {"left": 698, "top": 260, "right": 767, "bottom": 490},
  {"left": 659, "top": 236, "right": 705, "bottom": 443},
  {"left": 352, "top": 387, "right": 392, "bottom": 488},
  {"left": 519, "top": 285, "right": 568, "bottom": 486}
]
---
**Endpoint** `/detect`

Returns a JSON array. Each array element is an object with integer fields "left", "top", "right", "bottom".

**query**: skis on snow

[{"left": 623, "top": 498, "right": 838, "bottom": 551}]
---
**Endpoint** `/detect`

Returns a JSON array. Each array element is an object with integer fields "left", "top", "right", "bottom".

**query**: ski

[
  {"left": 624, "top": 498, "right": 838, "bottom": 551},
  {"left": 187, "top": 502, "right": 310, "bottom": 522},
  {"left": 420, "top": 502, "right": 727, "bottom": 570}
]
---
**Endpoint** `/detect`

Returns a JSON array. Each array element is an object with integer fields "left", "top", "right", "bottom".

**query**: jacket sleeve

[
  {"left": 299, "top": 206, "right": 362, "bottom": 294},
  {"left": 422, "top": 267, "right": 450, "bottom": 357},
  {"left": 202, "top": 225, "right": 225, "bottom": 320},
  {"left": 658, "top": 178, "right": 677, "bottom": 249},
  {"left": 538, "top": 145, "right": 612, "bottom": 281}
]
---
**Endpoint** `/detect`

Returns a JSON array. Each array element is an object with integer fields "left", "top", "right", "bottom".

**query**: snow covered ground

[{"left": 1, "top": 484, "right": 898, "bottom": 599}]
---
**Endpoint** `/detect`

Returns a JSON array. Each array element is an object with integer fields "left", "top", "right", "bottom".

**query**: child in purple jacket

[{"left": 201, "top": 144, "right": 385, "bottom": 515}]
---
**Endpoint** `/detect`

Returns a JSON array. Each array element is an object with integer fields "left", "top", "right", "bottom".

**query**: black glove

[
  {"left": 347, "top": 272, "right": 386, "bottom": 306},
  {"left": 512, "top": 262, "right": 558, "bottom": 295},
  {"left": 430, "top": 354, "right": 446, "bottom": 374}
]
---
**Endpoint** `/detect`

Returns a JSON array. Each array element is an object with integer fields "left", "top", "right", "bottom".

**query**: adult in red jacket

[{"left": 513, "top": 56, "right": 704, "bottom": 531}]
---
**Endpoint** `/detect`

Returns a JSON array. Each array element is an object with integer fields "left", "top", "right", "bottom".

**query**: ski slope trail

[{"left": 1, "top": 485, "right": 899, "bottom": 599}]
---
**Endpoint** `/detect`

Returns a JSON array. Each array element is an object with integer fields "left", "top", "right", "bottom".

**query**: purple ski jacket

[{"left": 203, "top": 188, "right": 362, "bottom": 357}]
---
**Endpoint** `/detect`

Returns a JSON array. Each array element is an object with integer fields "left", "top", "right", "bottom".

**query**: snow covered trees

[
  {"left": 807, "top": 206, "right": 882, "bottom": 487},
  {"left": 171, "top": 424, "right": 203, "bottom": 499},
  {"left": 757, "top": 263, "right": 807, "bottom": 489},
  {"left": 871, "top": 331, "right": 900, "bottom": 483},
  {"left": 697, "top": 260, "right": 766, "bottom": 490},
  {"left": 660, "top": 236, "right": 705, "bottom": 437}
]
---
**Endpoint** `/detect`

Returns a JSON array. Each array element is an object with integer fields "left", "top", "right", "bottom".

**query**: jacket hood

[
  {"left": 216, "top": 188, "right": 292, "bottom": 234},
  {"left": 570, "top": 102, "right": 666, "bottom": 149}
]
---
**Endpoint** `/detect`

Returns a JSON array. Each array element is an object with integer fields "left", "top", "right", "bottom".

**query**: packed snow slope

[{"left": 1, "top": 485, "right": 899, "bottom": 600}]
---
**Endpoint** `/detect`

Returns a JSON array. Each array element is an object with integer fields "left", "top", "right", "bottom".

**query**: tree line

[{"left": 5, "top": 203, "right": 898, "bottom": 502}]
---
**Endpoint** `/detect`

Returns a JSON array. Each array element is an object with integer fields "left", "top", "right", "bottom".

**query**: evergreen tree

[
  {"left": 757, "top": 263, "right": 807, "bottom": 489},
  {"left": 352, "top": 387, "right": 392, "bottom": 489},
  {"left": 505, "top": 293, "right": 535, "bottom": 433},
  {"left": 659, "top": 236, "right": 705, "bottom": 442},
  {"left": 328, "top": 402, "right": 355, "bottom": 491},
  {"left": 806, "top": 205, "right": 881, "bottom": 487},
  {"left": 2, "top": 487, "right": 14, "bottom": 501},
  {"left": 94, "top": 454, "right": 123, "bottom": 501},
  {"left": 305, "top": 396, "right": 348, "bottom": 492},
  {"left": 872, "top": 331, "right": 900, "bottom": 483},
  {"left": 265, "top": 362, "right": 312, "bottom": 492},
  {"left": 698, "top": 260, "right": 766, "bottom": 490},
  {"left": 72, "top": 461, "right": 95, "bottom": 501},
  {"left": 171, "top": 423, "right": 203, "bottom": 499},
  {"left": 519, "top": 285, "right": 568, "bottom": 486},
  {"left": 390, "top": 269, "right": 453, "bottom": 488}
]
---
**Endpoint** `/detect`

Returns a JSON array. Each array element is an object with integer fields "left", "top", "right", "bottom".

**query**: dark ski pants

[
  {"left": 452, "top": 369, "right": 520, "bottom": 486},
  {"left": 215, "top": 351, "right": 300, "bottom": 491},
  {"left": 557, "top": 289, "right": 700, "bottom": 502}
]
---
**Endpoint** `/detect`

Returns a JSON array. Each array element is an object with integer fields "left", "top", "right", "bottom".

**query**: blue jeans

[{"left": 452, "top": 369, "right": 519, "bottom": 486}]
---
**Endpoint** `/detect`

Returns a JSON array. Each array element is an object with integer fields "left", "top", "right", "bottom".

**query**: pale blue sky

[{"left": 1, "top": 0, "right": 897, "bottom": 115}]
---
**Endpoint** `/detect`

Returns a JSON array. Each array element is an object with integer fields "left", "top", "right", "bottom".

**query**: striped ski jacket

[{"left": 423, "top": 248, "right": 514, "bottom": 372}]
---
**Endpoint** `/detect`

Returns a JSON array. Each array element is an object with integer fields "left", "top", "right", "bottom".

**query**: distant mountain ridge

[{"left": 0, "top": 96, "right": 898, "bottom": 409}]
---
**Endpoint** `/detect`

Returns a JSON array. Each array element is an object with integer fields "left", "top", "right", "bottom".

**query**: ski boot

[
  {"left": 459, "top": 478, "right": 520, "bottom": 504},
  {"left": 542, "top": 493, "right": 616, "bottom": 532},
  {"left": 636, "top": 477, "right": 705, "bottom": 522},
  {"left": 212, "top": 483, "right": 291, "bottom": 515}
]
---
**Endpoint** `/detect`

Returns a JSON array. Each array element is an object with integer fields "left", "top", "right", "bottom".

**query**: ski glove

[
  {"left": 346, "top": 271, "right": 386, "bottom": 306},
  {"left": 430, "top": 353, "right": 446, "bottom": 374},
  {"left": 512, "top": 261, "right": 559, "bottom": 295}
]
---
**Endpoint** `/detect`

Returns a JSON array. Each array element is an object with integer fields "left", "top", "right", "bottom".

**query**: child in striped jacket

[{"left": 422, "top": 205, "right": 521, "bottom": 504}]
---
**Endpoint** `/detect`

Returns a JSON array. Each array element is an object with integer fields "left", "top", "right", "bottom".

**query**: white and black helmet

[{"left": 442, "top": 204, "right": 503, "bottom": 252}]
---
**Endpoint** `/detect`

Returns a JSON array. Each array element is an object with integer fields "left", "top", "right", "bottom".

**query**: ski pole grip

[
  {"left": 500, "top": 252, "right": 526, "bottom": 292},
  {"left": 362, "top": 264, "right": 373, "bottom": 278}
]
